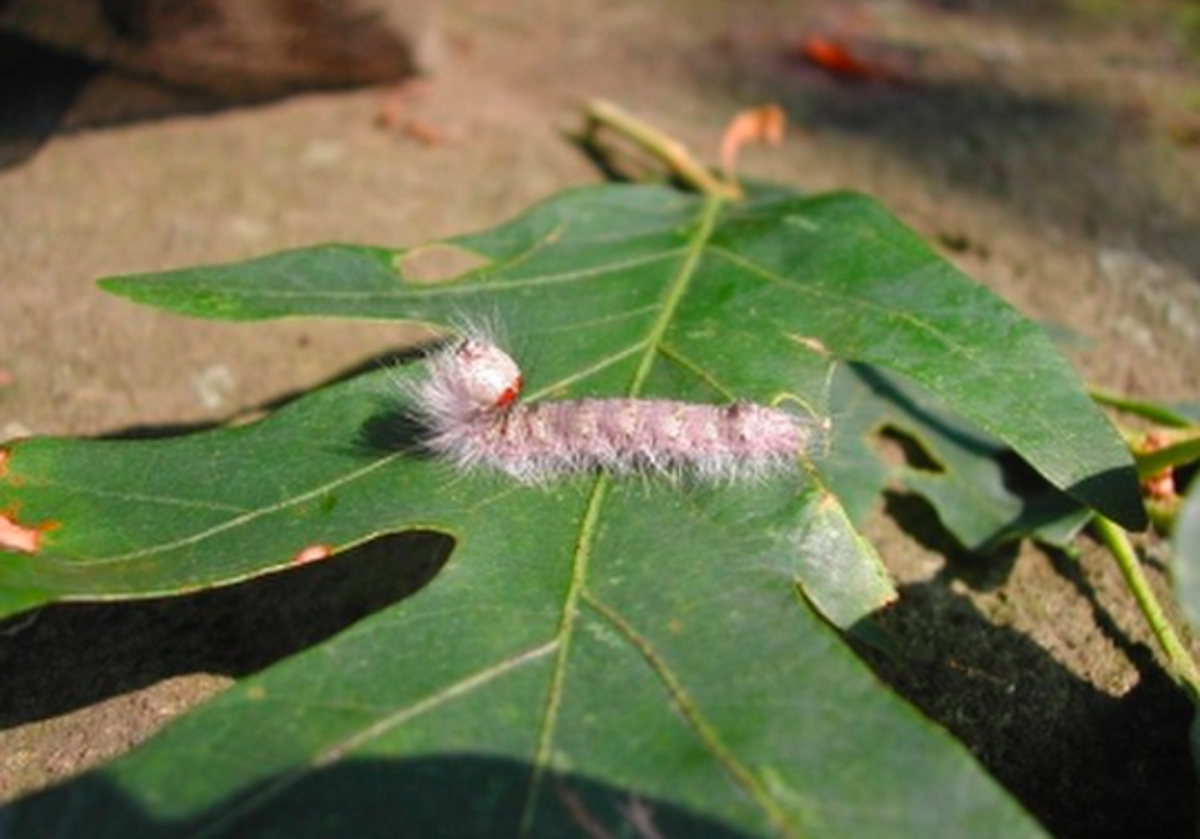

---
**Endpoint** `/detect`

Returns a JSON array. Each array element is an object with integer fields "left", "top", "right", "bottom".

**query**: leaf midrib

[{"left": 518, "top": 195, "right": 734, "bottom": 836}]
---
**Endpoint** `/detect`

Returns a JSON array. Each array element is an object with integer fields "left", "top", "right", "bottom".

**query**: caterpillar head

[{"left": 440, "top": 338, "right": 524, "bottom": 412}]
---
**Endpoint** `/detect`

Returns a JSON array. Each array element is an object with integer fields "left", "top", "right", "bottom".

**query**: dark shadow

[
  {"left": 0, "top": 33, "right": 100, "bottom": 169},
  {"left": 850, "top": 363, "right": 1147, "bottom": 533},
  {"left": 1067, "top": 465, "right": 1149, "bottom": 532},
  {"left": 0, "top": 530, "right": 452, "bottom": 728},
  {"left": 0, "top": 341, "right": 450, "bottom": 727},
  {"left": 913, "top": 0, "right": 1074, "bottom": 19},
  {"left": 852, "top": 363, "right": 1001, "bottom": 460},
  {"left": 0, "top": 31, "right": 228, "bottom": 171},
  {"left": 883, "top": 490, "right": 1021, "bottom": 587},
  {"left": 2, "top": 754, "right": 753, "bottom": 838},
  {"left": 1041, "top": 544, "right": 1157, "bottom": 659},
  {"left": 696, "top": 27, "right": 1200, "bottom": 277},
  {"left": 568, "top": 127, "right": 700, "bottom": 194},
  {"left": 875, "top": 425, "right": 946, "bottom": 473},
  {"left": 356, "top": 395, "right": 427, "bottom": 457},
  {"left": 853, "top": 568, "right": 1197, "bottom": 838},
  {"left": 566, "top": 129, "right": 641, "bottom": 186},
  {"left": 0, "top": 2, "right": 425, "bottom": 171},
  {"left": 866, "top": 442, "right": 1193, "bottom": 836}
]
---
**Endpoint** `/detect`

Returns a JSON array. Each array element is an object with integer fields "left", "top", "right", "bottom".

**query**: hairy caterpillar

[{"left": 407, "top": 331, "right": 824, "bottom": 483}]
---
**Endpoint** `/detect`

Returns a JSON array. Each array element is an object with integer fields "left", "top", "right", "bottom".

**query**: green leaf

[
  {"left": 0, "top": 365, "right": 885, "bottom": 624},
  {"left": 823, "top": 364, "right": 1092, "bottom": 551},
  {"left": 1174, "top": 475, "right": 1200, "bottom": 629},
  {"left": 99, "top": 185, "right": 1144, "bottom": 530},
  {"left": 3, "top": 190, "right": 893, "bottom": 629},
  {"left": 0, "top": 367, "right": 1040, "bottom": 836},
  {"left": 2, "top": 431, "right": 1044, "bottom": 836},
  {"left": 1, "top": 182, "right": 1131, "bottom": 835}
]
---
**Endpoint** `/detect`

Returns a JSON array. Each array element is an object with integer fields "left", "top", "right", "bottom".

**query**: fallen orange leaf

[
  {"left": 799, "top": 36, "right": 893, "bottom": 83},
  {"left": 1141, "top": 431, "right": 1177, "bottom": 499},
  {"left": 404, "top": 119, "right": 445, "bottom": 147},
  {"left": 719, "top": 104, "right": 786, "bottom": 180}
]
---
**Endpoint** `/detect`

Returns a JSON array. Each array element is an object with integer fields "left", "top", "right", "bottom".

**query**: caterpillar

[{"left": 407, "top": 330, "right": 825, "bottom": 483}]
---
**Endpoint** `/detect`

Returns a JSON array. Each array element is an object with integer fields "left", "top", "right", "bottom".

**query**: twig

[
  {"left": 583, "top": 99, "right": 740, "bottom": 199},
  {"left": 1135, "top": 431, "right": 1200, "bottom": 480},
  {"left": 1094, "top": 516, "right": 1200, "bottom": 705},
  {"left": 1089, "top": 386, "right": 1194, "bottom": 429}
]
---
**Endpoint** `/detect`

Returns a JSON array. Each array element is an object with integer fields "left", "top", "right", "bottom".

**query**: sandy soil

[{"left": 1, "top": 0, "right": 1199, "bottom": 836}]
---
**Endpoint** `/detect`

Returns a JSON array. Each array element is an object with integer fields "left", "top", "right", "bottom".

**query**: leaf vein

[
  {"left": 518, "top": 195, "right": 726, "bottom": 837},
  {"left": 524, "top": 341, "right": 650, "bottom": 402},
  {"left": 708, "top": 246, "right": 979, "bottom": 365},
  {"left": 581, "top": 590, "right": 801, "bottom": 838},
  {"left": 189, "top": 640, "right": 558, "bottom": 839},
  {"left": 85, "top": 454, "right": 405, "bottom": 564}
]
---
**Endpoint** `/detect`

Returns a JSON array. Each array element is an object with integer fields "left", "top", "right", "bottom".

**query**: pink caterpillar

[{"left": 409, "top": 332, "right": 823, "bottom": 483}]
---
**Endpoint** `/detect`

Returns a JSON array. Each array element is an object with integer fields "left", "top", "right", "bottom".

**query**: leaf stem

[
  {"left": 1089, "top": 386, "right": 1194, "bottom": 428},
  {"left": 1135, "top": 431, "right": 1200, "bottom": 479},
  {"left": 583, "top": 99, "right": 740, "bottom": 199},
  {"left": 1094, "top": 516, "right": 1200, "bottom": 705}
]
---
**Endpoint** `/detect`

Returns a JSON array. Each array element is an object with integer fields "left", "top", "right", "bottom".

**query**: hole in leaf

[
  {"left": 0, "top": 530, "right": 453, "bottom": 727},
  {"left": 873, "top": 425, "right": 945, "bottom": 473},
  {"left": 395, "top": 245, "right": 489, "bottom": 284}
]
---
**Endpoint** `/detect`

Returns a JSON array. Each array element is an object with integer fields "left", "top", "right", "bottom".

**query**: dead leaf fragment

[
  {"left": 797, "top": 35, "right": 898, "bottom": 83},
  {"left": 403, "top": 118, "right": 444, "bottom": 146},
  {"left": 375, "top": 78, "right": 431, "bottom": 130},
  {"left": 719, "top": 104, "right": 786, "bottom": 180}
]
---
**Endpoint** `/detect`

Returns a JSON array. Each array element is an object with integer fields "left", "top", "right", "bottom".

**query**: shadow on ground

[
  {"left": 0, "top": 32, "right": 226, "bottom": 171},
  {"left": 697, "top": 6, "right": 1200, "bottom": 277},
  {"left": 0, "top": 530, "right": 451, "bottom": 728},
  {"left": 0, "top": 342, "right": 444, "bottom": 728},
  {"left": 0, "top": 34, "right": 100, "bottom": 170},
  {"left": 855, "top": 492, "right": 1197, "bottom": 838}
]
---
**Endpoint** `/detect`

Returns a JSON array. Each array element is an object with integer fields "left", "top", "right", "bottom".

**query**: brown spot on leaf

[
  {"left": 0, "top": 512, "right": 42, "bottom": 553},
  {"left": 291, "top": 544, "right": 334, "bottom": 566}
]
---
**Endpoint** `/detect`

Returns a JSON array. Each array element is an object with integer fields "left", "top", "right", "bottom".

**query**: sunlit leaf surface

[{"left": 0, "top": 183, "right": 1136, "bottom": 836}]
